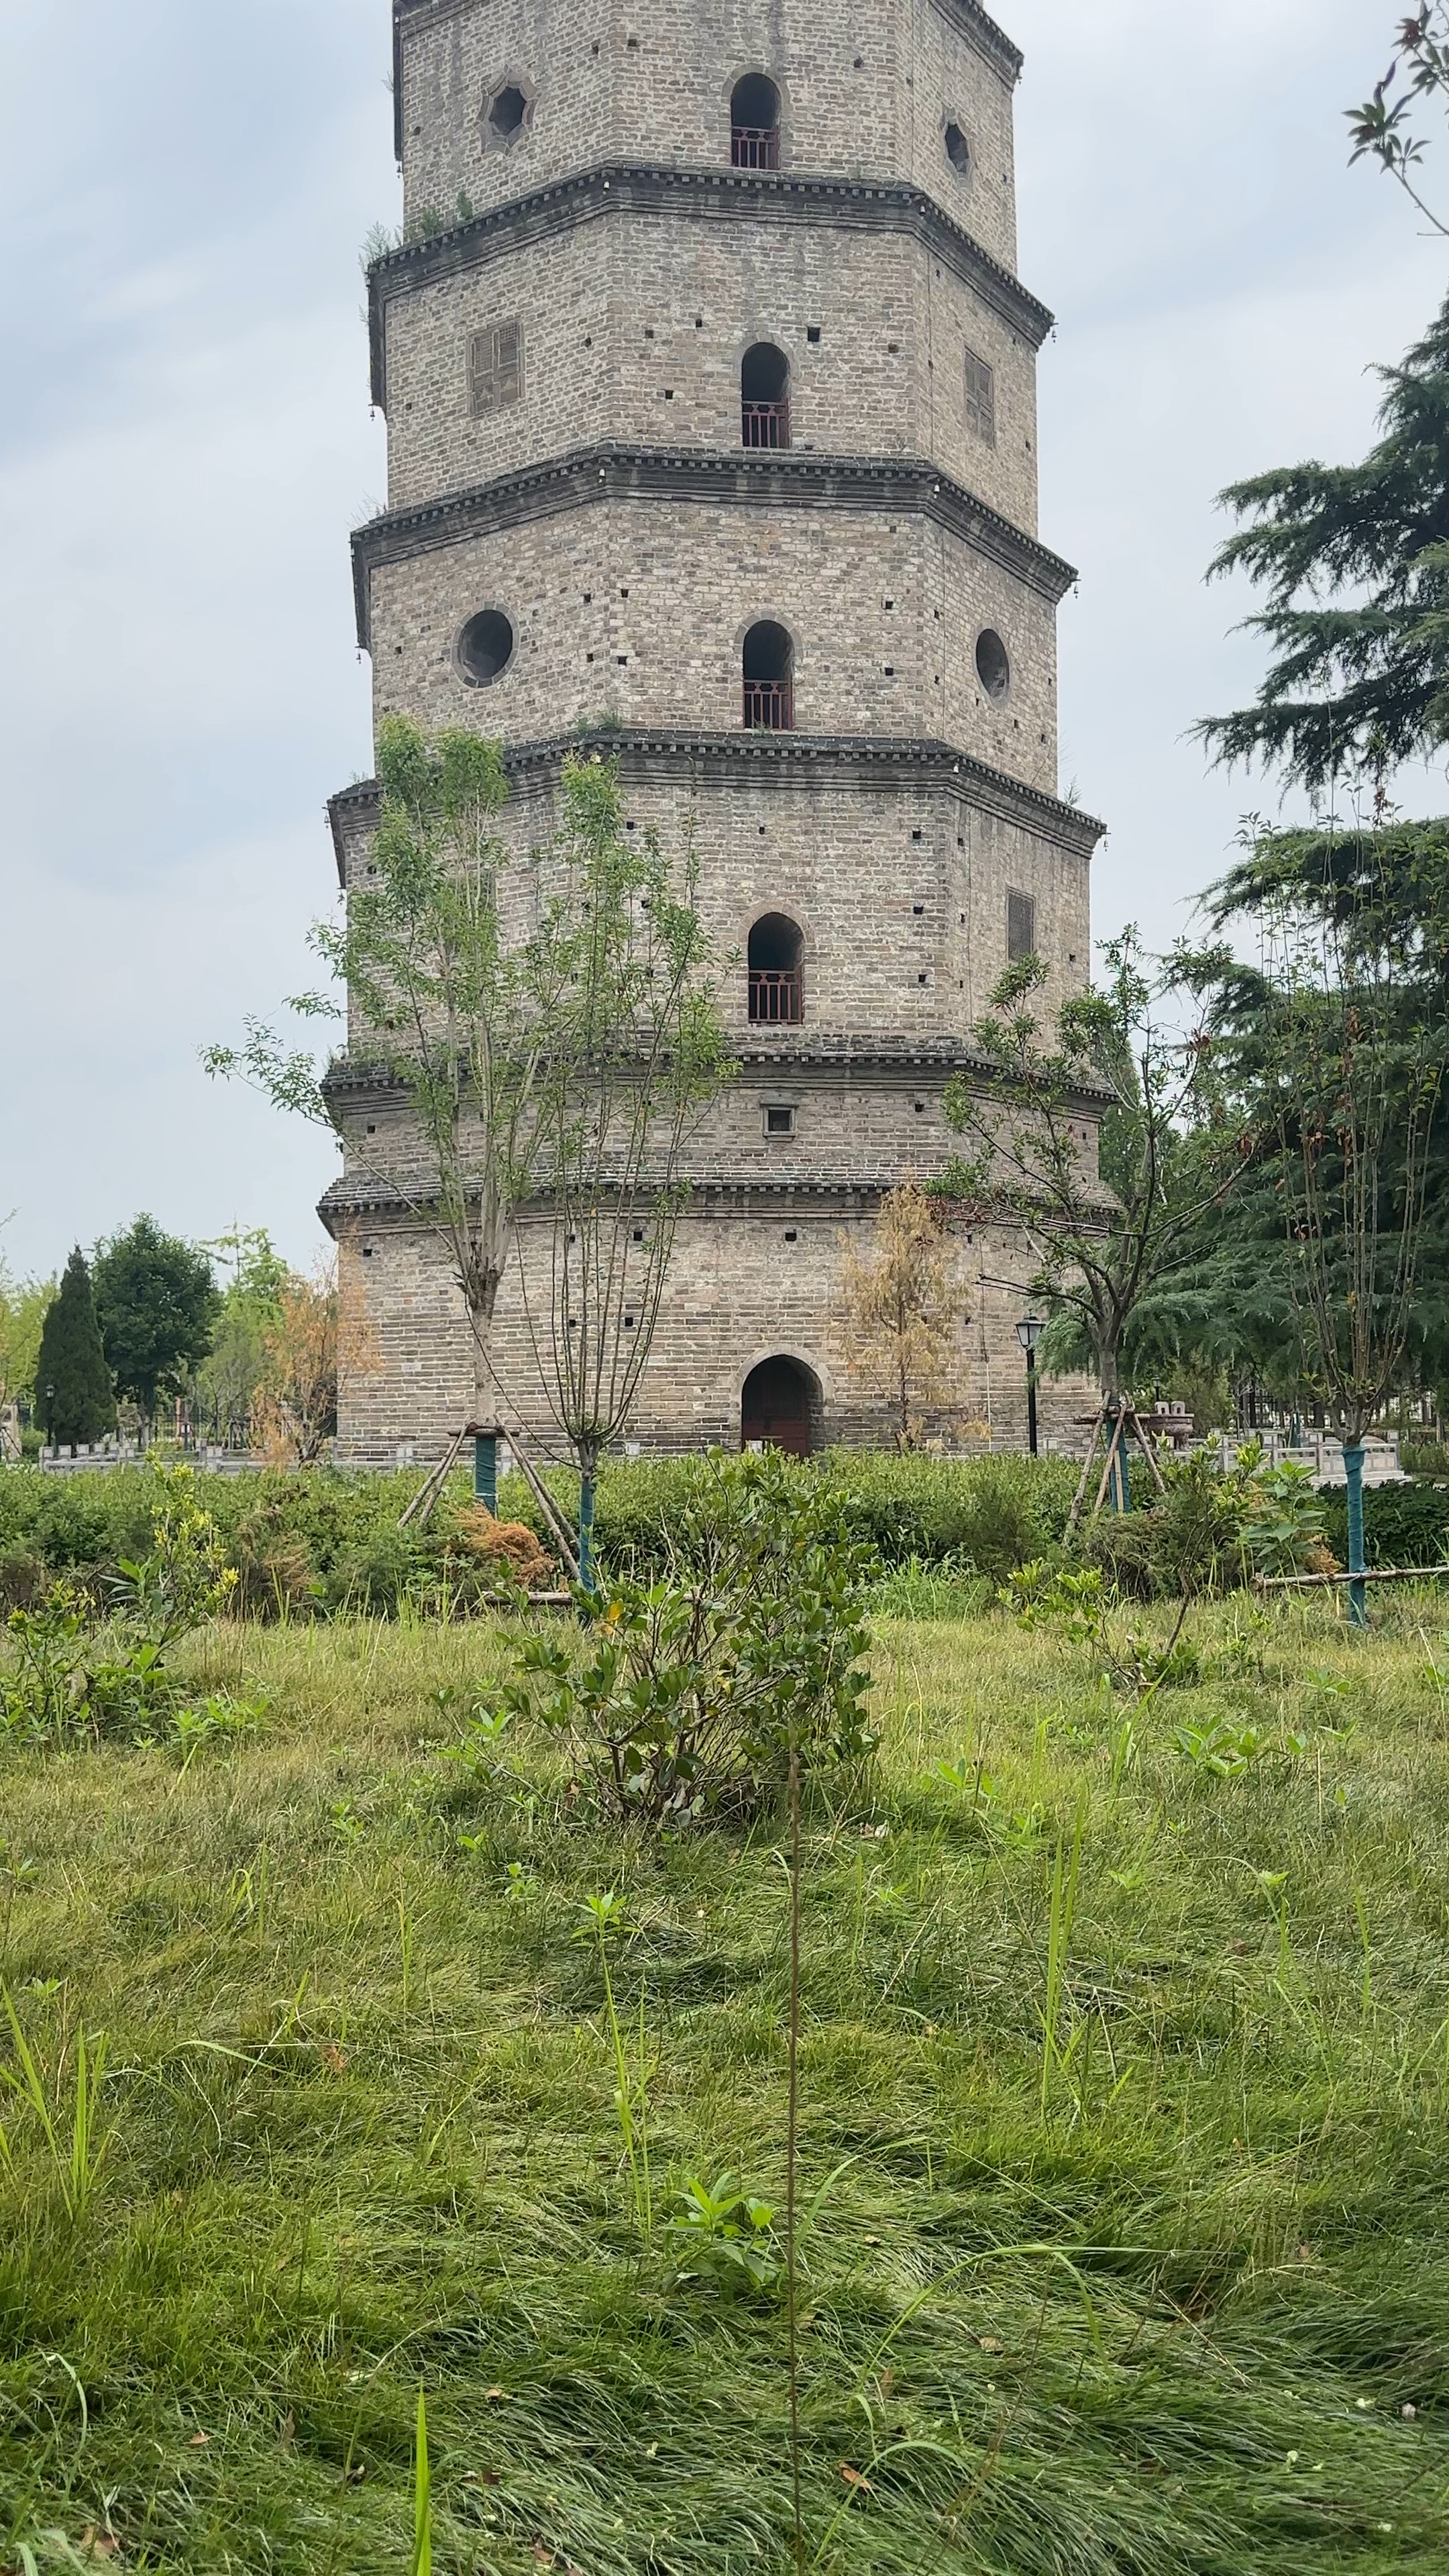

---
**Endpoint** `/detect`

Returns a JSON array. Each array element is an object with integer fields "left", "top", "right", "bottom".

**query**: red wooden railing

[
  {"left": 742, "top": 400, "right": 791, "bottom": 449},
  {"left": 749, "top": 970, "right": 804, "bottom": 1025},
  {"left": 743, "top": 680, "right": 794, "bottom": 731},
  {"left": 732, "top": 125, "right": 780, "bottom": 169}
]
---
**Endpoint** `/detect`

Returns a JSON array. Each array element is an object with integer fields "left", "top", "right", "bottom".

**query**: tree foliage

[
  {"left": 1169, "top": 818, "right": 1449, "bottom": 1429},
  {"left": 1199, "top": 295, "right": 1449, "bottom": 790},
  {"left": 840, "top": 1181, "right": 967, "bottom": 1450},
  {"left": 0, "top": 1263, "right": 55, "bottom": 1440},
  {"left": 37, "top": 1249, "right": 117, "bottom": 1449},
  {"left": 937, "top": 934, "right": 1246, "bottom": 1406},
  {"left": 514, "top": 757, "right": 732, "bottom": 1511},
  {"left": 1348, "top": 7, "right": 1449, "bottom": 234},
  {"left": 91, "top": 1215, "right": 219, "bottom": 1424}
]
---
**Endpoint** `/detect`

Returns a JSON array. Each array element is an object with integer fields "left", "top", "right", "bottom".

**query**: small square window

[
  {"left": 784, "top": 1229, "right": 798, "bottom": 1242},
  {"left": 965, "top": 347, "right": 996, "bottom": 443},
  {"left": 1007, "top": 888, "right": 1037, "bottom": 962},
  {"left": 765, "top": 1104, "right": 795, "bottom": 1138},
  {"left": 468, "top": 319, "right": 524, "bottom": 417}
]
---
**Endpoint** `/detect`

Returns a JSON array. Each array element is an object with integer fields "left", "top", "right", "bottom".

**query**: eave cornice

[
  {"left": 350, "top": 443, "right": 1076, "bottom": 643},
  {"left": 392, "top": 0, "right": 1023, "bottom": 90},
  {"left": 328, "top": 728, "right": 1105, "bottom": 883},
  {"left": 367, "top": 164, "right": 1051, "bottom": 405}
]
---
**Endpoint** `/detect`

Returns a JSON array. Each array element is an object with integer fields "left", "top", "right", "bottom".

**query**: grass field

[{"left": 2, "top": 1594, "right": 1448, "bottom": 2571}]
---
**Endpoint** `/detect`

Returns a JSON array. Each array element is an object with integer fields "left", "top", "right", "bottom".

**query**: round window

[
  {"left": 456, "top": 610, "right": 515, "bottom": 687},
  {"left": 975, "top": 629, "right": 1010, "bottom": 704},
  {"left": 945, "top": 122, "right": 971, "bottom": 176}
]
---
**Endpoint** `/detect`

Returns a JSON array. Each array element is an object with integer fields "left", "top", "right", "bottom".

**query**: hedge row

[{"left": 0, "top": 1450, "right": 1080, "bottom": 1617}]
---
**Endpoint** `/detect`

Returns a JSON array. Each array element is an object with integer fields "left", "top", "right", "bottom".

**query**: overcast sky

[{"left": 1, "top": 0, "right": 1444, "bottom": 1283}]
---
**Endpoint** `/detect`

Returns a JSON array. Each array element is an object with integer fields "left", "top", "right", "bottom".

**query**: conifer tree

[
  {"left": 1199, "top": 294, "right": 1449, "bottom": 788},
  {"left": 36, "top": 1248, "right": 117, "bottom": 1450}
]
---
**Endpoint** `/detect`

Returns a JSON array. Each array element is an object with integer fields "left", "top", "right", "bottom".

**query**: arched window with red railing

[
  {"left": 743, "top": 621, "right": 794, "bottom": 731},
  {"left": 742, "top": 342, "right": 791, "bottom": 449},
  {"left": 749, "top": 913, "right": 804, "bottom": 1025},
  {"left": 731, "top": 73, "right": 781, "bottom": 168}
]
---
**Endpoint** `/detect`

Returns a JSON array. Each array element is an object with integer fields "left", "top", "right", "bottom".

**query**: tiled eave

[
  {"left": 367, "top": 164, "right": 1051, "bottom": 403},
  {"left": 327, "top": 729, "right": 1106, "bottom": 883},
  {"left": 391, "top": 1, "right": 1024, "bottom": 100},
  {"left": 350, "top": 445, "right": 1075, "bottom": 647}
]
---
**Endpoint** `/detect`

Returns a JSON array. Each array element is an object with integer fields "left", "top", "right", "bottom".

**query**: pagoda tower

[{"left": 323, "top": 0, "right": 1104, "bottom": 1460}]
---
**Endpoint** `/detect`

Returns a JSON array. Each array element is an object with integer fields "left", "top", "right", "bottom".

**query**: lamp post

[
  {"left": 44, "top": 1382, "right": 56, "bottom": 1458},
  {"left": 1015, "top": 1314, "right": 1044, "bottom": 1459}
]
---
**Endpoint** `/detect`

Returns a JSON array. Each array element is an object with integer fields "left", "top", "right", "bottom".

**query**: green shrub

[
  {"left": 486, "top": 1450, "right": 875, "bottom": 1825},
  {"left": 1318, "top": 1477, "right": 1449, "bottom": 1570},
  {"left": 0, "top": 1450, "right": 1076, "bottom": 1617}
]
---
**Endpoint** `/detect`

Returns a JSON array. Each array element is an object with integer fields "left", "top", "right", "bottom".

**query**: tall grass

[{"left": 1, "top": 1593, "right": 1448, "bottom": 2567}]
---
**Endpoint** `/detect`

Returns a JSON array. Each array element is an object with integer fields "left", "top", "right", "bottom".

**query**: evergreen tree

[
  {"left": 37, "top": 1248, "right": 117, "bottom": 1450},
  {"left": 91, "top": 1214, "right": 219, "bottom": 1428},
  {"left": 1199, "top": 294, "right": 1449, "bottom": 788}
]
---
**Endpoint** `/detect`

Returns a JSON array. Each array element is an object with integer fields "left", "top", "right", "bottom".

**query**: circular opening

[
  {"left": 975, "top": 629, "right": 1010, "bottom": 704},
  {"left": 488, "top": 83, "right": 529, "bottom": 139},
  {"left": 732, "top": 72, "right": 781, "bottom": 130},
  {"left": 945, "top": 121, "right": 971, "bottom": 176},
  {"left": 457, "top": 610, "right": 515, "bottom": 687}
]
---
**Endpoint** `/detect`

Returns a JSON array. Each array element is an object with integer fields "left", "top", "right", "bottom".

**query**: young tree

[
  {"left": 194, "top": 1228, "right": 289, "bottom": 1446},
  {"left": 251, "top": 1256, "right": 365, "bottom": 1468},
  {"left": 207, "top": 716, "right": 560, "bottom": 1443},
  {"left": 91, "top": 1215, "right": 219, "bottom": 1434},
  {"left": 1197, "top": 293, "right": 1449, "bottom": 790},
  {"left": 840, "top": 1181, "right": 966, "bottom": 1450},
  {"left": 513, "top": 759, "right": 733, "bottom": 1582},
  {"left": 938, "top": 933, "right": 1246, "bottom": 1442},
  {"left": 0, "top": 1264, "right": 55, "bottom": 1452},
  {"left": 36, "top": 1249, "right": 117, "bottom": 1451}
]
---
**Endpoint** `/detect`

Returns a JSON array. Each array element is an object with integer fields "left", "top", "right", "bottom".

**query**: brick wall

[
  {"left": 396, "top": 0, "right": 1022, "bottom": 277},
  {"left": 379, "top": 203, "right": 1040, "bottom": 532},
  {"left": 367, "top": 496, "right": 1059, "bottom": 791},
  {"left": 335, "top": 1195, "right": 1094, "bottom": 1465}
]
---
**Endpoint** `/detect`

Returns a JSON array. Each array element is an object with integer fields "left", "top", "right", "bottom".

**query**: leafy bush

[
  {"left": 484, "top": 1451, "right": 875, "bottom": 1825},
  {"left": 0, "top": 1450, "right": 1075, "bottom": 1618},
  {"left": 1319, "top": 1477, "right": 1449, "bottom": 1570},
  {"left": 0, "top": 1468, "right": 237, "bottom": 1749}
]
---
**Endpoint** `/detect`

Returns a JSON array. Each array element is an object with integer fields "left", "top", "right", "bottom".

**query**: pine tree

[
  {"left": 37, "top": 1248, "right": 117, "bottom": 1450},
  {"left": 1199, "top": 294, "right": 1449, "bottom": 788}
]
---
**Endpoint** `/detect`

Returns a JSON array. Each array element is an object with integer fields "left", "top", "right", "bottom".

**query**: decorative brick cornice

[
  {"left": 321, "top": 1040, "right": 1112, "bottom": 1113},
  {"left": 392, "top": 0, "right": 1023, "bottom": 89},
  {"left": 350, "top": 445, "right": 1074, "bottom": 646},
  {"left": 368, "top": 164, "right": 1051, "bottom": 405},
  {"left": 328, "top": 727, "right": 1104, "bottom": 881}
]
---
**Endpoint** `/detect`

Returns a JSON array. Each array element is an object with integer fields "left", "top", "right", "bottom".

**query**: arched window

[
  {"left": 743, "top": 621, "right": 794, "bottom": 730},
  {"left": 742, "top": 342, "right": 791, "bottom": 449},
  {"left": 749, "top": 913, "right": 804, "bottom": 1024},
  {"left": 731, "top": 73, "right": 781, "bottom": 168},
  {"left": 741, "top": 1355, "right": 820, "bottom": 1456}
]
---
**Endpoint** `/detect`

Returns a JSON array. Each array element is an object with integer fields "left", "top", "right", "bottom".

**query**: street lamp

[
  {"left": 1015, "top": 1314, "right": 1045, "bottom": 1458},
  {"left": 44, "top": 1383, "right": 56, "bottom": 1458}
]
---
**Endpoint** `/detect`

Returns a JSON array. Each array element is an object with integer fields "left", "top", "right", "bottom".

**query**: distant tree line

[{"left": 0, "top": 1218, "right": 341, "bottom": 1465}]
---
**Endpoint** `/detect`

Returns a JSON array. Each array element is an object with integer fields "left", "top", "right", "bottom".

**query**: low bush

[
  {"left": 1318, "top": 1475, "right": 1449, "bottom": 1570},
  {"left": 0, "top": 1448, "right": 1075, "bottom": 1617},
  {"left": 484, "top": 1450, "right": 875, "bottom": 1825}
]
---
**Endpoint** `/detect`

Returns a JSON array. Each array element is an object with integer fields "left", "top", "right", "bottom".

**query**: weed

[
  {"left": 0, "top": 1990, "right": 111, "bottom": 2222},
  {"left": 665, "top": 2173, "right": 781, "bottom": 2292}
]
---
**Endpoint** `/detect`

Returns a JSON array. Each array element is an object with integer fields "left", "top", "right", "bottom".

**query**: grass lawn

[{"left": 2, "top": 1596, "right": 1448, "bottom": 2571}]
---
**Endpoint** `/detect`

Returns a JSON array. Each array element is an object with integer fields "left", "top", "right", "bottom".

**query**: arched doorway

[{"left": 741, "top": 1356, "right": 820, "bottom": 1457}]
